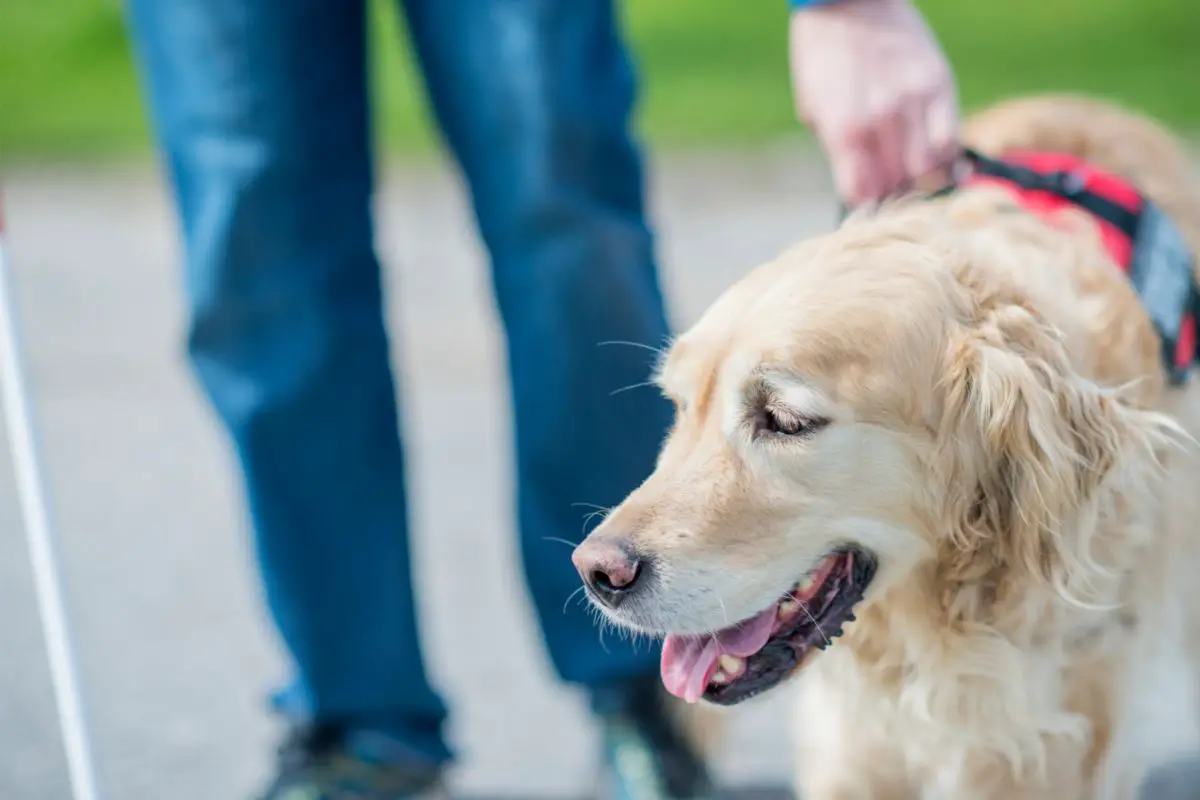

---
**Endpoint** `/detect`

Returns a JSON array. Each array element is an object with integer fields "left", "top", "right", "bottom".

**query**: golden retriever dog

[{"left": 572, "top": 94, "right": 1200, "bottom": 799}]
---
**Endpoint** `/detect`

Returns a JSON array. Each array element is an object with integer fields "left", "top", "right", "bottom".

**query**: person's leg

[
  {"left": 125, "top": 0, "right": 450, "bottom": 770},
  {"left": 400, "top": 1, "right": 710, "bottom": 795},
  {"left": 401, "top": 0, "right": 670, "bottom": 690}
]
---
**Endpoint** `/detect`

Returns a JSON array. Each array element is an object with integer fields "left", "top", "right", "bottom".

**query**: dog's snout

[{"left": 572, "top": 535, "right": 645, "bottom": 609}]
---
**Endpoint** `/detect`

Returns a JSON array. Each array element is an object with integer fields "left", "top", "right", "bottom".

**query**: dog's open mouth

[{"left": 660, "top": 547, "right": 876, "bottom": 706}]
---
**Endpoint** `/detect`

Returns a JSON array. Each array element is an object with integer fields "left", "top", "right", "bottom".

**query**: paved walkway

[{"left": 0, "top": 145, "right": 838, "bottom": 800}]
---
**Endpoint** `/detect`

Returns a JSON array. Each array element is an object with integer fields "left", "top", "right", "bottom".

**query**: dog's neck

[
  {"left": 834, "top": 472, "right": 1158, "bottom": 749},
  {"left": 852, "top": 480, "right": 1154, "bottom": 664},
  {"left": 818, "top": 568, "right": 1103, "bottom": 781}
]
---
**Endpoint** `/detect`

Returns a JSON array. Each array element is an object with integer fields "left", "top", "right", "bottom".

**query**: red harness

[
  {"left": 963, "top": 151, "right": 1141, "bottom": 267},
  {"left": 959, "top": 149, "right": 1198, "bottom": 384}
]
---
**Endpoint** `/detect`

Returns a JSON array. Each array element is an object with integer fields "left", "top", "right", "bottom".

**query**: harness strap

[
  {"left": 962, "top": 148, "right": 1142, "bottom": 241},
  {"left": 832, "top": 148, "right": 1199, "bottom": 386}
]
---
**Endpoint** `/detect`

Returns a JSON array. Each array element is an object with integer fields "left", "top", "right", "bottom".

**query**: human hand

[{"left": 788, "top": 0, "right": 960, "bottom": 206}]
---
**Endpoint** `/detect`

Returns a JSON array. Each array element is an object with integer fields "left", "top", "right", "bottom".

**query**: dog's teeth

[
  {"left": 718, "top": 654, "right": 745, "bottom": 676},
  {"left": 710, "top": 670, "right": 729, "bottom": 686},
  {"left": 797, "top": 576, "right": 815, "bottom": 595},
  {"left": 777, "top": 600, "right": 801, "bottom": 621}
]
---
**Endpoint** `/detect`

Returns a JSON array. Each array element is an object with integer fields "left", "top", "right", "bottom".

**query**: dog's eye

[{"left": 756, "top": 406, "right": 828, "bottom": 438}]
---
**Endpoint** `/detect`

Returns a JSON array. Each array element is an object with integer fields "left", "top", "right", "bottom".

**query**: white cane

[{"left": 0, "top": 195, "right": 103, "bottom": 800}]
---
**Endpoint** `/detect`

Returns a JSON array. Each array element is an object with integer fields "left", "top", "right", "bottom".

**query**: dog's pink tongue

[{"left": 660, "top": 605, "right": 778, "bottom": 703}]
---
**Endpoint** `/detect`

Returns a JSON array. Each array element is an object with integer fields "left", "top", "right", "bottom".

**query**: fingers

[
  {"left": 924, "top": 88, "right": 961, "bottom": 177},
  {"left": 901, "top": 96, "right": 932, "bottom": 186},
  {"left": 828, "top": 127, "right": 885, "bottom": 208},
  {"left": 901, "top": 88, "right": 961, "bottom": 192},
  {"left": 875, "top": 105, "right": 910, "bottom": 198},
  {"left": 829, "top": 106, "right": 921, "bottom": 207},
  {"left": 834, "top": 87, "right": 960, "bottom": 207},
  {"left": 825, "top": 96, "right": 906, "bottom": 207}
]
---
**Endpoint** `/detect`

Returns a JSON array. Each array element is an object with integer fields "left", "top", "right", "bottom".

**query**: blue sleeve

[{"left": 788, "top": 0, "right": 841, "bottom": 7}]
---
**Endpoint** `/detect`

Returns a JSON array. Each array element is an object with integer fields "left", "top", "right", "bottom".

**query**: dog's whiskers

[
  {"left": 580, "top": 508, "right": 611, "bottom": 536},
  {"left": 799, "top": 601, "right": 831, "bottom": 646},
  {"left": 572, "top": 502, "right": 613, "bottom": 536},
  {"left": 596, "top": 339, "right": 667, "bottom": 357},
  {"left": 543, "top": 535, "right": 579, "bottom": 549},
  {"left": 717, "top": 596, "right": 731, "bottom": 628},
  {"left": 609, "top": 380, "right": 657, "bottom": 397},
  {"left": 596, "top": 616, "right": 612, "bottom": 653},
  {"left": 562, "top": 584, "right": 588, "bottom": 614}
]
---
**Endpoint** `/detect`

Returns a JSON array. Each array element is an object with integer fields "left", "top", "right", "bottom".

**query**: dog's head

[{"left": 573, "top": 205, "right": 1176, "bottom": 706}]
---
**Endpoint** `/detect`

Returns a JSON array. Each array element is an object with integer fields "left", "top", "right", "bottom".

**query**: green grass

[{"left": 2, "top": 0, "right": 1197, "bottom": 163}]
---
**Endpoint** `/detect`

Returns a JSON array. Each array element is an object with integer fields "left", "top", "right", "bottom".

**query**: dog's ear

[{"left": 939, "top": 300, "right": 1172, "bottom": 594}]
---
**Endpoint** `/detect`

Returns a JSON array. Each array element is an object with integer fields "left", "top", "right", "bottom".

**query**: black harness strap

[
  {"left": 835, "top": 149, "right": 1141, "bottom": 234},
  {"left": 961, "top": 148, "right": 1142, "bottom": 240}
]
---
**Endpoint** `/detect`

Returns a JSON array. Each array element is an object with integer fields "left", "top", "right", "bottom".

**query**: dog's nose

[{"left": 572, "top": 536, "right": 644, "bottom": 609}]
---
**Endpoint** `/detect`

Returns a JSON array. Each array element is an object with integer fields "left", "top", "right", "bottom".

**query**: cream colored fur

[{"left": 585, "top": 95, "right": 1200, "bottom": 799}]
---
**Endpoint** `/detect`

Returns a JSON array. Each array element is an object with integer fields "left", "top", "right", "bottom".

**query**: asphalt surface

[{"left": 0, "top": 146, "right": 838, "bottom": 800}]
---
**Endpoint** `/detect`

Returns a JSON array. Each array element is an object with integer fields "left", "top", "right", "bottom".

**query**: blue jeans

[{"left": 126, "top": 0, "right": 672, "bottom": 766}]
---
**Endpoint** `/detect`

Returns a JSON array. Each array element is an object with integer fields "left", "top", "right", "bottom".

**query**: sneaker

[
  {"left": 257, "top": 723, "right": 447, "bottom": 800},
  {"left": 594, "top": 677, "right": 716, "bottom": 800}
]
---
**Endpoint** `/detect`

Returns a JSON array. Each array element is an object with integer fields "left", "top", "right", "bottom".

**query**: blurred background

[
  {"left": 0, "top": 0, "right": 1196, "bottom": 798},
  {"left": 3, "top": 0, "right": 1197, "bottom": 158}
]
